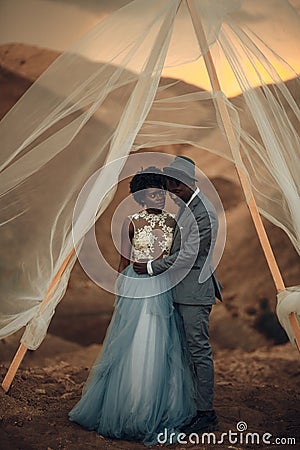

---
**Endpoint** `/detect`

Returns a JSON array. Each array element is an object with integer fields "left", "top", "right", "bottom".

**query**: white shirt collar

[{"left": 186, "top": 186, "right": 200, "bottom": 207}]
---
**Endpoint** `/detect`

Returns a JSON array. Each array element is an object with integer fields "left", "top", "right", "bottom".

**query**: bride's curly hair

[{"left": 129, "top": 166, "right": 166, "bottom": 205}]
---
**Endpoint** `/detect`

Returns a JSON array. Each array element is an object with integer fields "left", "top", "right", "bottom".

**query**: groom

[{"left": 133, "top": 156, "right": 222, "bottom": 434}]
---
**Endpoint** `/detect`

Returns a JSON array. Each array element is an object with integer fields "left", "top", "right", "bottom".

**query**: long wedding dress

[{"left": 69, "top": 210, "right": 196, "bottom": 445}]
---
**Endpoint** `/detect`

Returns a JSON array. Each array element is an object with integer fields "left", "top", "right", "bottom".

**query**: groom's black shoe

[{"left": 181, "top": 410, "right": 219, "bottom": 434}]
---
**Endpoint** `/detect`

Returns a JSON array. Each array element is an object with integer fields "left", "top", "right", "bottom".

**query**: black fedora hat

[{"left": 163, "top": 156, "right": 198, "bottom": 184}]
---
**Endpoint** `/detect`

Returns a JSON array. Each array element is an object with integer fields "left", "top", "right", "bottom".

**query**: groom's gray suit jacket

[{"left": 151, "top": 192, "right": 222, "bottom": 305}]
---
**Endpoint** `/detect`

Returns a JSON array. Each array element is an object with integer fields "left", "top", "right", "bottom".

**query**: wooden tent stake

[
  {"left": 289, "top": 312, "right": 300, "bottom": 351},
  {"left": 1, "top": 344, "right": 28, "bottom": 393},
  {"left": 186, "top": 1, "right": 299, "bottom": 349},
  {"left": 1, "top": 248, "right": 75, "bottom": 393}
]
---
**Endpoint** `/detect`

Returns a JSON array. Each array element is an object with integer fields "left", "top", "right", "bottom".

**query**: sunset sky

[{"left": 0, "top": 0, "right": 299, "bottom": 96}]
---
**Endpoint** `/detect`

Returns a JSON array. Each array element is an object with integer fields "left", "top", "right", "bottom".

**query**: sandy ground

[{"left": 1, "top": 342, "right": 299, "bottom": 450}]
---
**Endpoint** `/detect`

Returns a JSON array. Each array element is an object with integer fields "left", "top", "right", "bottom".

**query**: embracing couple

[{"left": 69, "top": 156, "right": 223, "bottom": 445}]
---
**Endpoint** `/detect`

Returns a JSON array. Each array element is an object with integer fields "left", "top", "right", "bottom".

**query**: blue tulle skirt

[{"left": 69, "top": 265, "right": 196, "bottom": 445}]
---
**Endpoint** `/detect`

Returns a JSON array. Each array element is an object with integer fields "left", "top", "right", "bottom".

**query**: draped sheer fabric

[{"left": 0, "top": 0, "right": 299, "bottom": 349}]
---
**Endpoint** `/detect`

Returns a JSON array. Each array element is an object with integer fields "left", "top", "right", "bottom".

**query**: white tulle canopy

[{"left": 0, "top": 0, "right": 299, "bottom": 352}]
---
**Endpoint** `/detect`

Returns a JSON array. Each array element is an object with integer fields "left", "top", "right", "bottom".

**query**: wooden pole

[
  {"left": 1, "top": 344, "right": 27, "bottom": 393},
  {"left": 186, "top": 0, "right": 300, "bottom": 349},
  {"left": 1, "top": 248, "right": 75, "bottom": 393},
  {"left": 186, "top": 0, "right": 285, "bottom": 291},
  {"left": 289, "top": 312, "right": 300, "bottom": 351}
]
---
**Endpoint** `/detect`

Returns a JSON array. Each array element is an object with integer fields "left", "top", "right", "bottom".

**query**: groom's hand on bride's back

[{"left": 133, "top": 262, "right": 148, "bottom": 274}]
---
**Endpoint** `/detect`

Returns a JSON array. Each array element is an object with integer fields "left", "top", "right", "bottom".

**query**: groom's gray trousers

[{"left": 175, "top": 303, "right": 214, "bottom": 411}]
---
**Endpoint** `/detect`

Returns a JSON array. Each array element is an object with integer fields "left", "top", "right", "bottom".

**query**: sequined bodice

[{"left": 130, "top": 210, "right": 175, "bottom": 262}]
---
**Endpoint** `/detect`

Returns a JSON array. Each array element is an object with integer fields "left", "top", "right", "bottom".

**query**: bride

[{"left": 69, "top": 167, "right": 196, "bottom": 445}]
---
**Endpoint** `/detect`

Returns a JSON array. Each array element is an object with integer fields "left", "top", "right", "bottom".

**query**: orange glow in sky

[{"left": 163, "top": 53, "right": 300, "bottom": 98}]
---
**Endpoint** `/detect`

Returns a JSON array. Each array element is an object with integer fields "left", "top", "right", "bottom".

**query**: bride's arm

[{"left": 117, "top": 217, "right": 134, "bottom": 273}]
